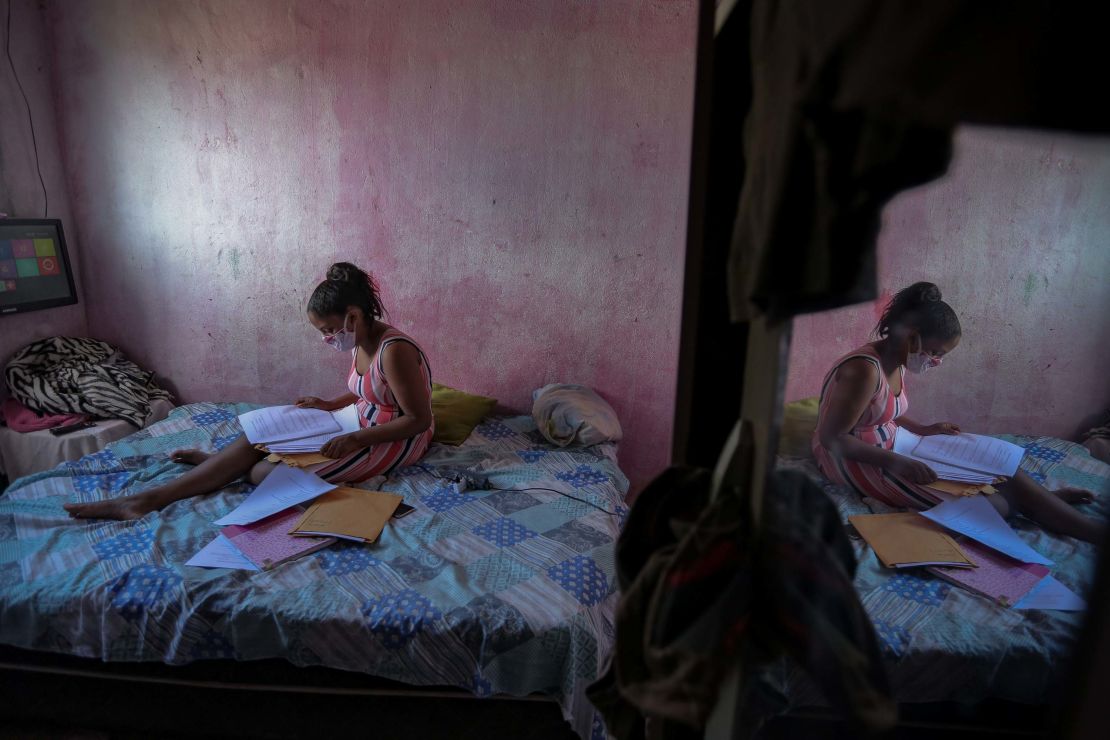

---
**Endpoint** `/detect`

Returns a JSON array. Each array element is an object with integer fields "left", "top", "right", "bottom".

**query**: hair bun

[
  {"left": 910, "top": 281, "right": 942, "bottom": 304},
  {"left": 310, "top": 262, "right": 385, "bottom": 320},
  {"left": 327, "top": 262, "right": 364, "bottom": 284}
]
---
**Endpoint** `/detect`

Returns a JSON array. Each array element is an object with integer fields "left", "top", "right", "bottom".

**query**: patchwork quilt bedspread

[
  {"left": 0, "top": 403, "right": 630, "bottom": 740},
  {"left": 775, "top": 435, "right": 1110, "bottom": 708}
]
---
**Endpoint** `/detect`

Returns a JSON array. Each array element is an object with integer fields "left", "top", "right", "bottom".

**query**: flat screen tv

[{"left": 0, "top": 219, "right": 78, "bottom": 316}]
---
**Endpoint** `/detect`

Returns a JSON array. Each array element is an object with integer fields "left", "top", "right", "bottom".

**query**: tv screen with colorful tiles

[{"left": 0, "top": 219, "right": 78, "bottom": 316}]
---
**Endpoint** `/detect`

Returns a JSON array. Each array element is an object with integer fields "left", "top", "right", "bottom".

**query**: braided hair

[
  {"left": 874, "top": 282, "right": 961, "bottom": 341},
  {"left": 308, "top": 262, "right": 385, "bottom": 320}
]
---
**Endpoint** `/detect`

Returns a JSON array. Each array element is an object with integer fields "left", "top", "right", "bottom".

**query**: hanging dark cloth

[
  {"left": 587, "top": 467, "right": 896, "bottom": 738},
  {"left": 726, "top": 0, "right": 1110, "bottom": 322}
]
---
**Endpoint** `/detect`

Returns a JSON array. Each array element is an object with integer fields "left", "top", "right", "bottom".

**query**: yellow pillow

[
  {"left": 780, "top": 397, "right": 820, "bottom": 458},
  {"left": 431, "top": 383, "right": 498, "bottom": 445}
]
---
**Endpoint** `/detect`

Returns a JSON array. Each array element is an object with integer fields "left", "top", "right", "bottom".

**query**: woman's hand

[
  {"left": 295, "top": 396, "right": 330, "bottom": 410},
  {"left": 321, "top": 432, "right": 364, "bottom": 459},
  {"left": 921, "top": 422, "right": 961, "bottom": 436},
  {"left": 889, "top": 456, "right": 939, "bottom": 484}
]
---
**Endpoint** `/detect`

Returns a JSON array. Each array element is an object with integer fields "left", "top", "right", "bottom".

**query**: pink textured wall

[
  {"left": 47, "top": 0, "right": 696, "bottom": 490},
  {"left": 786, "top": 126, "right": 1110, "bottom": 440},
  {"left": 0, "top": 0, "right": 86, "bottom": 397}
]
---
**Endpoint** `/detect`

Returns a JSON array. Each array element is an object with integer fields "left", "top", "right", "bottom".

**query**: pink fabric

[{"left": 1, "top": 397, "right": 86, "bottom": 432}]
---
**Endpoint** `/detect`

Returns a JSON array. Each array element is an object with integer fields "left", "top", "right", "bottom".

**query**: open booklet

[
  {"left": 238, "top": 404, "right": 361, "bottom": 451},
  {"left": 893, "top": 429, "right": 1024, "bottom": 483}
]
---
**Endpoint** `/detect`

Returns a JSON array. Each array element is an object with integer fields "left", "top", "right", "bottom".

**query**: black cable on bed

[
  {"left": 485, "top": 484, "right": 618, "bottom": 516},
  {"left": 420, "top": 466, "right": 619, "bottom": 516}
]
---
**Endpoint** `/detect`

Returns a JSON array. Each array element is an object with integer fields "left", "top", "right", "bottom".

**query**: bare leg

[
  {"left": 63, "top": 436, "right": 265, "bottom": 521},
  {"left": 995, "top": 470, "right": 1102, "bottom": 544},
  {"left": 985, "top": 493, "right": 1011, "bottom": 519},
  {"left": 1052, "top": 487, "right": 1095, "bottom": 505},
  {"left": 248, "top": 460, "right": 278, "bottom": 485},
  {"left": 170, "top": 449, "right": 212, "bottom": 465}
]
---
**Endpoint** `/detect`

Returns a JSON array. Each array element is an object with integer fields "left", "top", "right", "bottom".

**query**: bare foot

[
  {"left": 64, "top": 492, "right": 162, "bottom": 521},
  {"left": 170, "top": 449, "right": 210, "bottom": 465},
  {"left": 1053, "top": 487, "right": 1095, "bottom": 505}
]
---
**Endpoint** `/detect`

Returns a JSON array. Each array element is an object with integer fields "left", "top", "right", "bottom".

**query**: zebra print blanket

[{"left": 4, "top": 336, "right": 172, "bottom": 426}]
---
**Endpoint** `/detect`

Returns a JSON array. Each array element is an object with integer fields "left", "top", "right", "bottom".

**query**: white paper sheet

[
  {"left": 332, "top": 403, "right": 361, "bottom": 432},
  {"left": 259, "top": 405, "right": 363, "bottom": 452},
  {"left": 214, "top": 464, "right": 336, "bottom": 526},
  {"left": 186, "top": 534, "right": 260, "bottom": 571},
  {"left": 915, "top": 459, "right": 995, "bottom": 484},
  {"left": 892, "top": 429, "right": 995, "bottom": 483},
  {"left": 919, "top": 495, "right": 1053, "bottom": 566},
  {"left": 238, "top": 405, "right": 341, "bottom": 445},
  {"left": 912, "top": 433, "right": 1024, "bottom": 477},
  {"left": 892, "top": 427, "right": 922, "bottom": 457},
  {"left": 1013, "top": 575, "right": 1086, "bottom": 611}
]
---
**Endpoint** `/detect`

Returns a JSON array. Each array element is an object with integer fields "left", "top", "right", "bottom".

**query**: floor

[
  {"left": 761, "top": 716, "right": 1048, "bottom": 740},
  {"left": 0, "top": 719, "right": 1054, "bottom": 739},
  {"left": 0, "top": 665, "right": 578, "bottom": 740},
  {"left": 1, "top": 726, "right": 112, "bottom": 740},
  {"left": 0, "top": 646, "right": 1060, "bottom": 740}
]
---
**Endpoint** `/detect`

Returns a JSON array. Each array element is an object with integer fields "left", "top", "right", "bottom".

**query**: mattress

[
  {"left": 0, "top": 403, "right": 630, "bottom": 740},
  {"left": 773, "top": 435, "right": 1110, "bottom": 708}
]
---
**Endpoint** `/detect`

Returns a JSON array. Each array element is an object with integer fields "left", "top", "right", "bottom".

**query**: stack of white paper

[
  {"left": 264, "top": 405, "right": 362, "bottom": 453},
  {"left": 912, "top": 433, "right": 1024, "bottom": 477},
  {"left": 239, "top": 405, "right": 341, "bottom": 444},
  {"left": 892, "top": 429, "right": 1023, "bottom": 483},
  {"left": 238, "top": 404, "right": 361, "bottom": 452}
]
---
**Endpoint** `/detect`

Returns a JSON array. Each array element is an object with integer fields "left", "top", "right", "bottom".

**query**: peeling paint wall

[
  {"left": 47, "top": 0, "right": 697, "bottom": 490},
  {"left": 0, "top": 0, "right": 86, "bottom": 395},
  {"left": 786, "top": 126, "right": 1110, "bottom": 439}
]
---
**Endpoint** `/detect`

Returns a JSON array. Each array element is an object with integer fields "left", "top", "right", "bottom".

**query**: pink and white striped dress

[
  {"left": 811, "top": 344, "right": 942, "bottom": 509},
  {"left": 313, "top": 328, "right": 434, "bottom": 483}
]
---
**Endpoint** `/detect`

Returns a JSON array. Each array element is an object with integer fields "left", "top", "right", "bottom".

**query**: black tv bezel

[{"left": 0, "top": 218, "right": 79, "bottom": 317}]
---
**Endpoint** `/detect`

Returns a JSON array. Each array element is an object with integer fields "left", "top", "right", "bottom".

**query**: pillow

[
  {"left": 532, "top": 383, "right": 622, "bottom": 447},
  {"left": 430, "top": 383, "right": 498, "bottom": 445},
  {"left": 780, "top": 396, "right": 820, "bottom": 458}
]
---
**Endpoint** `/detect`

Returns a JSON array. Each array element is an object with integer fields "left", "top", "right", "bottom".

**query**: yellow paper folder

[
  {"left": 265, "top": 451, "right": 334, "bottom": 468},
  {"left": 289, "top": 487, "right": 403, "bottom": 544},
  {"left": 925, "top": 479, "right": 999, "bottom": 497},
  {"left": 848, "top": 513, "right": 974, "bottom": 569}
]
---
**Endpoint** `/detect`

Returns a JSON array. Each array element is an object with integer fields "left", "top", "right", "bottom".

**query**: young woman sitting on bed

[
  {"left": 65, "top": 262, "right": 434, "bottom": 521},
  {"left": 812, "top": 281, "right": 1101, "bottom": 544}
]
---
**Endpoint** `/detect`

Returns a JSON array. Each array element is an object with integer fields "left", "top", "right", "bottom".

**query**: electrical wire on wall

[{"left": 4, "top": 0, "right": 48, "bottom": 218}]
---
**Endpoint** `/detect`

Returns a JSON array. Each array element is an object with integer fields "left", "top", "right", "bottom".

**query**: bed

[
  {"left": 0, "top": 402, "right": 630, "bottom": 740},
  {"left": 772, "top": 434, "right": 1110, "bottom": 718}
]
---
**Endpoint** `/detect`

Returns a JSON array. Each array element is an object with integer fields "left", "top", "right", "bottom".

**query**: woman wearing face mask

[
  {"left": 64, "top": 262, "right": 433, "bottom": 521},
  {"left": 813, "top": 282, "right": 1100, "bottom": 543}
]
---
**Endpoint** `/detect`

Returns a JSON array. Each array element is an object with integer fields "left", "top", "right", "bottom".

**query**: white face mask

[
  {"left": 323, "top": 314, "right": 356, "bottom": 352},
  {"left": 906, "top": 336, "right": 943, "bottom": 375}
]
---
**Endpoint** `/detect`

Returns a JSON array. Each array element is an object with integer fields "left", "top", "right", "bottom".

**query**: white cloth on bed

[
  {"left": 0, "top": 398, "right": 174, "bottom": 481},
  {"left": 532, "top": 384, "right": 622, "bottom": 448}
]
